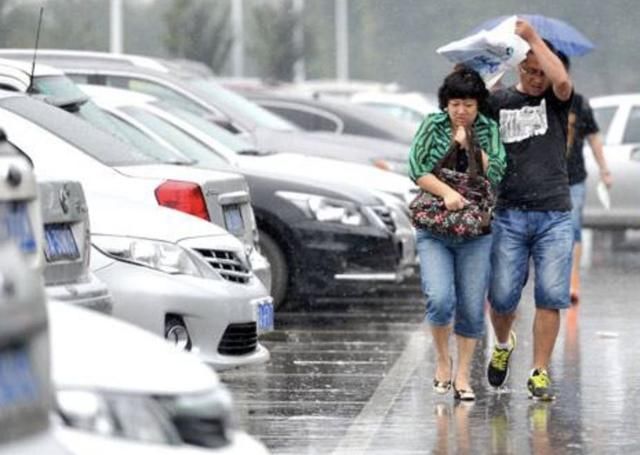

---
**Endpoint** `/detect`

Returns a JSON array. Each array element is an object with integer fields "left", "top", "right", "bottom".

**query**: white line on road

[{"left": 330, "top": 329, "right": 429, "bottom": 455}]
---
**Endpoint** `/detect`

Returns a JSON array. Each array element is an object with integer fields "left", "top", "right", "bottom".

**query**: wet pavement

[{"left": 220, "top": 230, "right": 640, "bottom": 454}]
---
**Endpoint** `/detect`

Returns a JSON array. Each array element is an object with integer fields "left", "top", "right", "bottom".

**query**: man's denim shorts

[{"left": 489, "top": 209, "right": 573, "bottom": 314}]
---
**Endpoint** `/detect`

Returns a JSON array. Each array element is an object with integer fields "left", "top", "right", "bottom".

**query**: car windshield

[
  {"left": 120, "top": 105, "right": 231, "bottom": 168},
  {"left": 0, "top": 96, "right": 158, "bottom": 166},
  {"left": 33, "top": 75, "right": 88, "bottom": 102},
  {"left": 155, "top": 101, "right": 256, "bottom": 154},
  {"left": 186, "top": 77, "right": 299, "bottom": 132},
  {"left": 592, "top": 106, "right": 617, "bottom": 144}
]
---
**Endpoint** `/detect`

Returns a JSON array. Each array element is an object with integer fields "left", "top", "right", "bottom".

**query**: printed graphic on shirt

[{"left": 499, "top": 99, "right": 548, "bottom": 143}]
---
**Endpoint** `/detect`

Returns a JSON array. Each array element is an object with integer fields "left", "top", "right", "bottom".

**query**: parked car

[
  {"left": 349, "top": 91, "right": 439, "bottom": 125},
  {"left": 38, "top": 179, "right": 113, "bottom": 314},
  {"left": 0, "top": 151, "right": 69, "bottom": 453},
  {"left": 240, "top": 92, "right": 416, "bottom": 144},
  {"left": 0, "top": 51, "right": 413, "bottom": 178},
  {"left": 582, "top": 94, "right": 640, "bottom": 229},
  {"left": 0, "top": 94, "right": 273, "bottom": 369},
  {"left": 78, "top": 85, "right": 417, "bottom": 307},
  {"left": 48, "top": 300, "right": 270, "bottom": 454},
  {"left": 0, "top": 57, "right": 270, "bottom": 289}
]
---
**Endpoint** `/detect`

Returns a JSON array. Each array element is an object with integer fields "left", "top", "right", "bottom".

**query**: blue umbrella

[{"left": 470, "top": 14, "right": 595, "bottom": 57}]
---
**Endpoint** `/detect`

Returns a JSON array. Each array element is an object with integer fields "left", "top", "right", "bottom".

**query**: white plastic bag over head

[{"left": 436, "top": 16, "right": 530, "bottom": 88}]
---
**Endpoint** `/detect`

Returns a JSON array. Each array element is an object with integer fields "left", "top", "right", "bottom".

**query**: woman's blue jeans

[{"left": 416, "top": 228, "right": 493, "bottom": 339}]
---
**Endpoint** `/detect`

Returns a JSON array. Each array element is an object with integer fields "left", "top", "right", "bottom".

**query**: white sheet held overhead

[{"left": 436, "top": 16, "right": 530, "bottom": 88}]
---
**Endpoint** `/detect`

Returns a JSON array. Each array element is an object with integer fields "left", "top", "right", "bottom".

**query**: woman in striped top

[{"left": 408, "top": 67, "right": 506, "bottom": 401}]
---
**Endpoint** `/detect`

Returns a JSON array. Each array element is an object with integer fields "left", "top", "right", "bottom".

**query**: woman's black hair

[{"left": 437, "top": 66, "right": 489, "bottom": 111}]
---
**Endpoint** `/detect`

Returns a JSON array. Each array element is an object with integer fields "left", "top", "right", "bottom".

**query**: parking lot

[{"left": 221, "top": 231, "right": 640, "bottom": 454}]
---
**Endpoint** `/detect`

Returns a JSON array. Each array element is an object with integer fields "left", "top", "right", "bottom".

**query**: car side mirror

[{"left": 631, "top": 147, "right": 640, "bottom": 162}]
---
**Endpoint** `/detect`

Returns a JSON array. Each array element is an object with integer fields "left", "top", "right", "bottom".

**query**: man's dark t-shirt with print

[
  {"left": 487, "top": 86, "right": 572, "bottom": 211},
  {"left": 566, "top": 92, "right": 599, "bottom": 185}
]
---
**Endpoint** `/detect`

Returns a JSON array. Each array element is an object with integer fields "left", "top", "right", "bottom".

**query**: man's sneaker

[
  {"left": 487, "top": 331, "right": 517, "bottom": 387},
  {"left": 527, "top": 368, "right": 555, "bottom": 401}
]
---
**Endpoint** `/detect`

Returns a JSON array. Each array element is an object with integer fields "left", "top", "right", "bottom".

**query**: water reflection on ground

[{"left": 220, "top": 230, "right": 640, "bottom": 454}]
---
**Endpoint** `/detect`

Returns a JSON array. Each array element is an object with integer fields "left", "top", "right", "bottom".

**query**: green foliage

[
  {"left": 163, "top": 0, "right": 233, "bottom": 73},
  {"left": 248, "top": 0, "right": 308, "bottom": 82}
]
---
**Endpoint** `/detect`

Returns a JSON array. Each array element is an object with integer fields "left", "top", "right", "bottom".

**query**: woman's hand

[
  {"left": 454, "top": 125, "right": 469, "bottom": 150},
  {"left": 443, "top": 189, "right": 468, "bottom": 211}
]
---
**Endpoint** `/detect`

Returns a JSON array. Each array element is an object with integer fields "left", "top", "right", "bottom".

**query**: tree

[
  {"left": 163, "top": 0, "right": 233, "bottom": 73},
  {"left": 249, "top": 0, "right": 309, "bottom": 82}
]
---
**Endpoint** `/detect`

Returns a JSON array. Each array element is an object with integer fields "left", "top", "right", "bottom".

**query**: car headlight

[
  {"left": 56, "top": 389, "right": 182, "bottom": 445},
  {"left": 157, "top": 387, "right": 234, "bottom": 449},
  {"left": 92, "top": 235, "right": 218, "bottom": 279},
  {"left": 276, "top": 191, "right": 367, "bottom": 226}
]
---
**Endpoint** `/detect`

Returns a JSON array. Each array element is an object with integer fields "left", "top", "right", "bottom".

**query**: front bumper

[
  {"left": 249, "top": 247, "right": 272, "bottom": 293},
  {"left": 286, "top": 220, "right": 413, "bottom": 296},
  {"left": 91, "top": 249, "right": 271, "bottom": 371},
  {"left": 55, "top": 426, "right": 270, "bottom": 455},
  {"left": 45, "top": 272, "right": 114, "bottom": 315}
]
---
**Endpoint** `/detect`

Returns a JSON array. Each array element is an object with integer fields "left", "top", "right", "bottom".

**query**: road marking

[{"left": 330, "top": 329, "right": 429, "bottom": 455}]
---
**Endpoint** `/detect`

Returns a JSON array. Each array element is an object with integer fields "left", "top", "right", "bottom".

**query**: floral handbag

[{"left": 409, "top": 129, "right": 496, "bottom": 238}]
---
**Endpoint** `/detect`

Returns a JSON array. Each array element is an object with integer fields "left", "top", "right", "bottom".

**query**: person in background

[
  {"left": 557, "top": 50, "right": 613, "bottom": 304},
  {"left": 485, "top": 19, "right": 574, "bottom": 401},
  {"left": 409, "top": 67, "right": 506, "bottom": 401}
]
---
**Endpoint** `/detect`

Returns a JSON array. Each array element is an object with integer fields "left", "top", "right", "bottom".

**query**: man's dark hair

[
  {"left": 557, "top": 50, "right": 571, "bottom": 72},
  {"left": 437, "top": 66, "right": 488, "bottom": 111}
]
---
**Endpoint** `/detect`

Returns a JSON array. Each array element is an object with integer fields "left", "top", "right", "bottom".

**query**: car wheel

[{"left": 259, "top": 230, "right": 288, "bottom": 309}]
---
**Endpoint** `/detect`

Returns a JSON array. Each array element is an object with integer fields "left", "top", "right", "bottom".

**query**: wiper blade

[{"left": 237, "top": 148, "right": 275, "bottom": 156}]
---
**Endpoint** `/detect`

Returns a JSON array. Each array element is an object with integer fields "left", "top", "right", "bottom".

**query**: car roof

[{"left": 590, "top": 93, "right": 640, "bottom": 107}]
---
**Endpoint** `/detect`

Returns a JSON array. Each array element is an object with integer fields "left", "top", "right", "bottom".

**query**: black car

[{"left": 241, "top": 92, "right": 416, "bottom": 145}]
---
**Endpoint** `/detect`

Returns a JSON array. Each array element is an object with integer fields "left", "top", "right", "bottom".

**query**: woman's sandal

[
  {"left": 433, "top": 357, "right": 453, "bottom": 394},
  {"left": 453, "top": 382, "right": 476, "bottom": 401}
]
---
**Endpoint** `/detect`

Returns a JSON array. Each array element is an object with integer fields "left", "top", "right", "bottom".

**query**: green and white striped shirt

[{"left": 408, "top": 111, "right": 506, "bottom": 186}]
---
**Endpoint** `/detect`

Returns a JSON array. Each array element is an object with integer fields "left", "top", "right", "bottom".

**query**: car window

[
  {"left": 186, "top": 77, "right": 299, "bottom": 132},
  {"left": 623, "top": 106, "right": 640, "bottom": 144},
  {"left": 104, "top": 75, "right": 211, "bottom": 117},
  {"left": 121, "top": 106, "right": 231, "bottom": 167},
  {"left": 0, "top": 96, "right": 158, "bottom": 166},
  {"left": 33, "top": 75, "right": 87, "bottom": 101},
  {"left": 264, "top": 105, "right": 340, "bottom": 132},
  {"left": 158, "top": 102, "right": 254, "bottom": 154},
  {"left": 592, "top": 106, "right": 617, "bottom": 144},
  {"left": 98, "top": 110, "right": 192, "bottom": 163}
]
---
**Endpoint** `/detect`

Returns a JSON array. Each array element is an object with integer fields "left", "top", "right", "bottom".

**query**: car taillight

[{"left": 155, "top": 180, "right": 210, "bottom": 221}]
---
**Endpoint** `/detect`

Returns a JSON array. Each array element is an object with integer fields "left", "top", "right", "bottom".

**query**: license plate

[
  {"left": 255, "top": 299, "right": 274, "bottom": 333},
  {"left": 44, "top": 223, "right": 80, "bottom": 262},
  {"left": 0, "top": 345, "right": 40, "bottom": 411},
  {"left": 223, "top": 205, "right": 245, "bottom": 235},
  {"left": 0, "top": 201, "right": 36, "bottom": 254}
]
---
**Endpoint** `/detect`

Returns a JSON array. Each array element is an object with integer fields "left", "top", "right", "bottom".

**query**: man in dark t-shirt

[
  {"left": 485, "top": 19, "right": 574, "bottom": 401},
  {"left": 558, "top": 51, "right": 613, "bottom": 305}
]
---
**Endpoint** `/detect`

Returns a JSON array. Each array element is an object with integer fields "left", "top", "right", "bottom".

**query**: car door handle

[{"left": 631, "top": 147, "right": 640, "bottom": 162}]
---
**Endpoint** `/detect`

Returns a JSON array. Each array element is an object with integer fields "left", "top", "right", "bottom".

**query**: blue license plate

[
  {"left": 257, "top": 300, "right": 274, "bottom": 333},
  {"left": 44, "top": 223, "right": 80, "bottom": 262},
  {"left": 0, "top": 345, "right": 40, "bottom": 411},
  {"left": 0, "top": 201, "right": 36, "bottom": 254},
  {"left": 223, "top": 205, "right": 245, "bottom": 235}
]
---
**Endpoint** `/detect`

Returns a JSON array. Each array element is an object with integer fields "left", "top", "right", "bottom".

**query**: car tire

[{"left": 259, "top": 230, "right": 289, "bottom": 309}]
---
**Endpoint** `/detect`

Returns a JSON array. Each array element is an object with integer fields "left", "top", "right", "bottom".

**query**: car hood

[
  {"left": 237, "top": 150, "right": 414, "bottom": 201},
  {"left": 48, "top": 300, "right": 219, "bottom": 395},
  {"left": 85, "top": 192, "right": 230, "bottom": 242},
  {"left": 235, "top": 163, "right": 383, "bottom": 206},
  {"left": 254, "top": 127, "right": 407, "bottom": 161}
]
